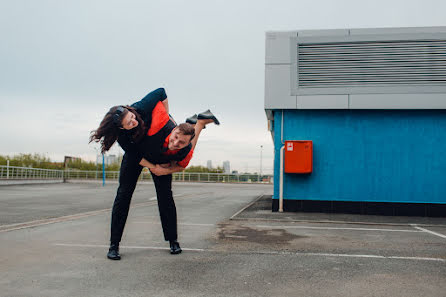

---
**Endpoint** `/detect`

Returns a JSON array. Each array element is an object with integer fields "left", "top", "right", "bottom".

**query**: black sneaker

[
  {"left": 169, "top": 241, "right": 182, "bottom": 255},
  {"left": 107, "top": 243, "right": 121, "bottom": 260}
]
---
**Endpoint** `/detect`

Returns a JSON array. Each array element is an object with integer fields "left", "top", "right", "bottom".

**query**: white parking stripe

[
  {"left": 52, "top": 243, "right": 446, "bottom": 262},
  {"left": 412, "top": 226, "right": 446, "bottom": 239},
  {"left": 132, "top": 222, "right": 214, "bottom": 226},
  {"left": 255, "top": 225, "right": 423, "bottom": 233},
  {"left": 53, "top": 243, "right": 205, "bottom": 252}
]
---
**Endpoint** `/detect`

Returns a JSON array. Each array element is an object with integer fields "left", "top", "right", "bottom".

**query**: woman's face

[{"left": 121, "top": 111, "right": 139, "bottom": 130}]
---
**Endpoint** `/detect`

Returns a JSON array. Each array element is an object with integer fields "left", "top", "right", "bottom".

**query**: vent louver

[{"left": 298, "top": 40, "right": 446, "bottom": 88}]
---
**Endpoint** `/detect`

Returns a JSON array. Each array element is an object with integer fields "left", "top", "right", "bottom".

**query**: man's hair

[{"left": 177, "top": 123, "right": 195, "bottom": 142}]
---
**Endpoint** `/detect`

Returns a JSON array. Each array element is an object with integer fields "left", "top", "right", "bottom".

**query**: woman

[{"left": 90, "top": 88, "right": 219, "bottom": 260}]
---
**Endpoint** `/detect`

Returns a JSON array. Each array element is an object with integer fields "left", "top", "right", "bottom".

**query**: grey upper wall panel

[
  {"left": 265, "top": 64, "right": 297, "bottom": 109},
  {"left": 350, "top": 26, "right": 446, "bottom": 35},
  {"left": 350, "top": 94, "right": 446, "bottom": 109},
  {"left": 296, "top": 29, "right": 350, "bottom": 37},
  {"left": 265, "top": 31, "right": 297, "bottom": 64},
  {"left": 297, "top": 95, "right": 349, "bottom": 109}
]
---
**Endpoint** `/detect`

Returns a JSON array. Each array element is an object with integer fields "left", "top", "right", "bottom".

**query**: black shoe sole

[{"left": 107, "top": 255, "right": 121, "bottom": 260}]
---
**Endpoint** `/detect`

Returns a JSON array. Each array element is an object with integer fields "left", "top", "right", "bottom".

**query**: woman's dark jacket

[{"left": 116, "top": 88, "right": 192, "bottom": 164}]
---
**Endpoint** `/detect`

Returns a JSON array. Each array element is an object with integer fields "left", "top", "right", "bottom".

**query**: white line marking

[
  {"left": 149, "top": 196, "right": 157, "bottom": 201},
  {"left": 0, "top": 193, "right": 193, "bottom": 233},
  {"left": 232, "top": 217, "right": 446, "bottom": 228},
  {"left": 132, "top": 222, "right": 214, "bottom": 227},
  {"left": 53, "top": 243, "right": 205, "bottom": 252},
  {"left": 225, "top": 235, "right": 247, "bottom": 239},
  {"left": 52, "top": 243, "right": 446, "bottom": 262},
  {"left": 412, "top": 225, "right": 446, "bottom": 239},
  {"left": 255, "top": 225, "right": 423, "bottom": 233},
  {"left": 230, "top": 195, "right": 263, "bottom": 219}
]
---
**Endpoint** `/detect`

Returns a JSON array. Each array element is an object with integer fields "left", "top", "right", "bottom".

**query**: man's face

[
  {"left": 121, "top": 111, "right": 139, "bottom": 130},
  {"left": 168, "top": 128, "right": 192, "bottom": 150}
]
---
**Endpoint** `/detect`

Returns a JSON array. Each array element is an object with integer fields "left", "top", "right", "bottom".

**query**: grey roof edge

[{"left": 267, "top": 26, "right": 446, "bottom": 37}]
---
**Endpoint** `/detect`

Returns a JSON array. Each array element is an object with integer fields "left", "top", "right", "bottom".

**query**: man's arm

[
  {"left": 139, "top": 158, "right": 156, "bottom": 169},
  {"left": 150, "top": 164, "right": 184, "bottom": 176}
]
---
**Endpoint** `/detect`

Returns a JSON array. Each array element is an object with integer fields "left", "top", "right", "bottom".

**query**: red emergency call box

[{"left": 284, "top": 140, "right": 313, "bottom": 173}]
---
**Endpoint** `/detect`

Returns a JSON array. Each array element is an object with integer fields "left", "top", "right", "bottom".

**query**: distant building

[
  {"left": 223, "top": 161, "right": 230, "bottom": 174},
  {"left": 96, "top": 154, "right": 118, "bottom": 166},
  {"left": 207, "top": 160, "right": 212, "bottom": 170}
]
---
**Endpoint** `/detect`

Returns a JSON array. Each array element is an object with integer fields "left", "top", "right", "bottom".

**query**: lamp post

[
  {"left": 102, "top": 153, "right": 105, "bottom": 187},
  {"left": 260, "top": 145, "right": 263, "bottom": 182}
]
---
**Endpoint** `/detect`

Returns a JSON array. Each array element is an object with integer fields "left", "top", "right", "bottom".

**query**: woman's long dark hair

[{"left": 89, "top": 105, "right": 145, "bottom": 154}]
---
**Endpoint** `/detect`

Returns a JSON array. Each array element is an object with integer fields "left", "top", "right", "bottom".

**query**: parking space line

[
  {"left": 229, "top": 195, "right": 264, "bottom": 219},
  {"left": 52, "top": 243, "right": 446, "bottom": 262},
  {"left": 412, "top": 225, "right": 446, "bottom": 239},
  {"left": 53, "top": 243, "right": 205, "bottom": 252},
  {"left": 0, "top": 193, "right": 194, "bottom": 233},
  {"left": 255, "top": 225, "right": 423, "bottom": 233},
  {"left": 132, "top": 222, "right": 214, "bottom": 226}
]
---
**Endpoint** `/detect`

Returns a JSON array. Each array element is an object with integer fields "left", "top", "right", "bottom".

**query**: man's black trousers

[{"left": 110, "top": 153, "right": 177, "bottom": 244}]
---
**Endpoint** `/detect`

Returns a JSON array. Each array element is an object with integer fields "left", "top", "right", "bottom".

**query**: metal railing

[
  {"left": 66, "top": 170, "right": 273, "bottom": 183},
  {"left": 0, "top": 165, "right": 64, "bottom": 180},
  {"left": 0, "top": 165, "right": 273, "bottom": 184}
]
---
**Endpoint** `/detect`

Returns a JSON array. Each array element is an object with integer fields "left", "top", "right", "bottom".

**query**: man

[{"left": 107, "top": 88, "right": 219, "bottom": 260}]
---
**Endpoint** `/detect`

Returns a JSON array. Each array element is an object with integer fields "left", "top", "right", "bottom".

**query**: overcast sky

[{"left": 0, "top": 0, "right": 444, "bottom": 174}]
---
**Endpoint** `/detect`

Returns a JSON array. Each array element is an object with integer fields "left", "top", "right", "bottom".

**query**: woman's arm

[{"left": 131, "top": 88, "right": 168, "bottom": 115}]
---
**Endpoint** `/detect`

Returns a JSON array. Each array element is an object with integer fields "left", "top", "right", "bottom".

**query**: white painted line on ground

[
  {"left": 0, "top": 193, "right": 195, "bottom": 233},
  {"left": 229, "top": 195, "right": 264, "bottom": 220},
  {"left": 255, "top": 225, "right": 423, "bottom": 233},
  {"left": 53, "top": 243, "right": 205, "bottom": 252},
  {"left": 232, "top": 217, "right": 446, "bottom": 228},
  {"left": 225, "top": 235, "right": 247, "bottom": 239},
  {"left": 132, "top": 222, "right": 214, "bottom": 227},
  {"left": 52, "top": 243, "right": 446, "bottom": 262},
  {"left": 412, "top": 225, "right": 446, "bottom": 239},
  {"left": 292, "top": 252, "right": 446, "bottom": 262},
  {"left": 149, "top": 196, "right": 157, "bottom": 201}
]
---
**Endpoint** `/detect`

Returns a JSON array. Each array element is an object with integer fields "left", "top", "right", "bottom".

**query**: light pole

[
  {"left": 260, "top": 145, "right": 263, "bottom": 182},
  {"left": 102, "top": 153, "right": 105, "bottom": 187}
]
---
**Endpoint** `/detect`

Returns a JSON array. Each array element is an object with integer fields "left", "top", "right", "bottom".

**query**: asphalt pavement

[{"left": 1, "top": 182, "right": 445, "bottom": 297}]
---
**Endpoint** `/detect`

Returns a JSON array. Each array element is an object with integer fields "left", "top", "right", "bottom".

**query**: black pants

[{"left": 110, "top": 153, "right": 177, "bottom": 244}]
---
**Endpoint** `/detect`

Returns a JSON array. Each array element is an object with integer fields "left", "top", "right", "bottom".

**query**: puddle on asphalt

[{"left": 216, "top": 223, "right": 307, "bottom": 244}]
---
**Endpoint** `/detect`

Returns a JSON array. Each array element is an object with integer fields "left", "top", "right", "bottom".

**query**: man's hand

[
  {"left": 150, "top": 164, "right": 184, "bottom": 176},
  {"left": 139, "top": 158, "right": 155, "bottom": 169},
  {"left": 150, "top": 164, "right": 172, "bottom": 176}
]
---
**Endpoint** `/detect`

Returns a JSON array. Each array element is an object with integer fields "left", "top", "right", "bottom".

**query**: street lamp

[{"left": 260, "top": 145, "right": 263, "bottom": 182}]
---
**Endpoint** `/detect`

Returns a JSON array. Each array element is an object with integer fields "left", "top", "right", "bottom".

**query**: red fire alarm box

[{"left": 284, "top": 141, "right": 313, "bottom": 173}]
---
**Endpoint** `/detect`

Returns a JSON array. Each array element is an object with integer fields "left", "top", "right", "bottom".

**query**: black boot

[
  {"left": 197, "top": 109, "right": 220, "bottom": 125},
  {"left": 185, "top": 114, "right": 198, "bottom": 125},
  {"left": 107, "top": 243, "right": 121, "bottom": 260},
  {"left": 169, "top": 240, "right": 182, "bottom": 255}
]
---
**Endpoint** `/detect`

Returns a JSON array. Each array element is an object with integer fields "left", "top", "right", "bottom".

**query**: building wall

[{"left": 273, "top": 109, "right": 446, "bottom": 204}]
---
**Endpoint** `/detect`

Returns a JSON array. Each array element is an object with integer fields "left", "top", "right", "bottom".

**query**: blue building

[{"left": 264, "top": 27, "right": 446, "bottom": 214}]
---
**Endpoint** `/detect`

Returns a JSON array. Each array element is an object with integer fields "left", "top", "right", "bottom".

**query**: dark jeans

[{"left": 110, "top": 153, "right": 177, "bottom": 244}]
